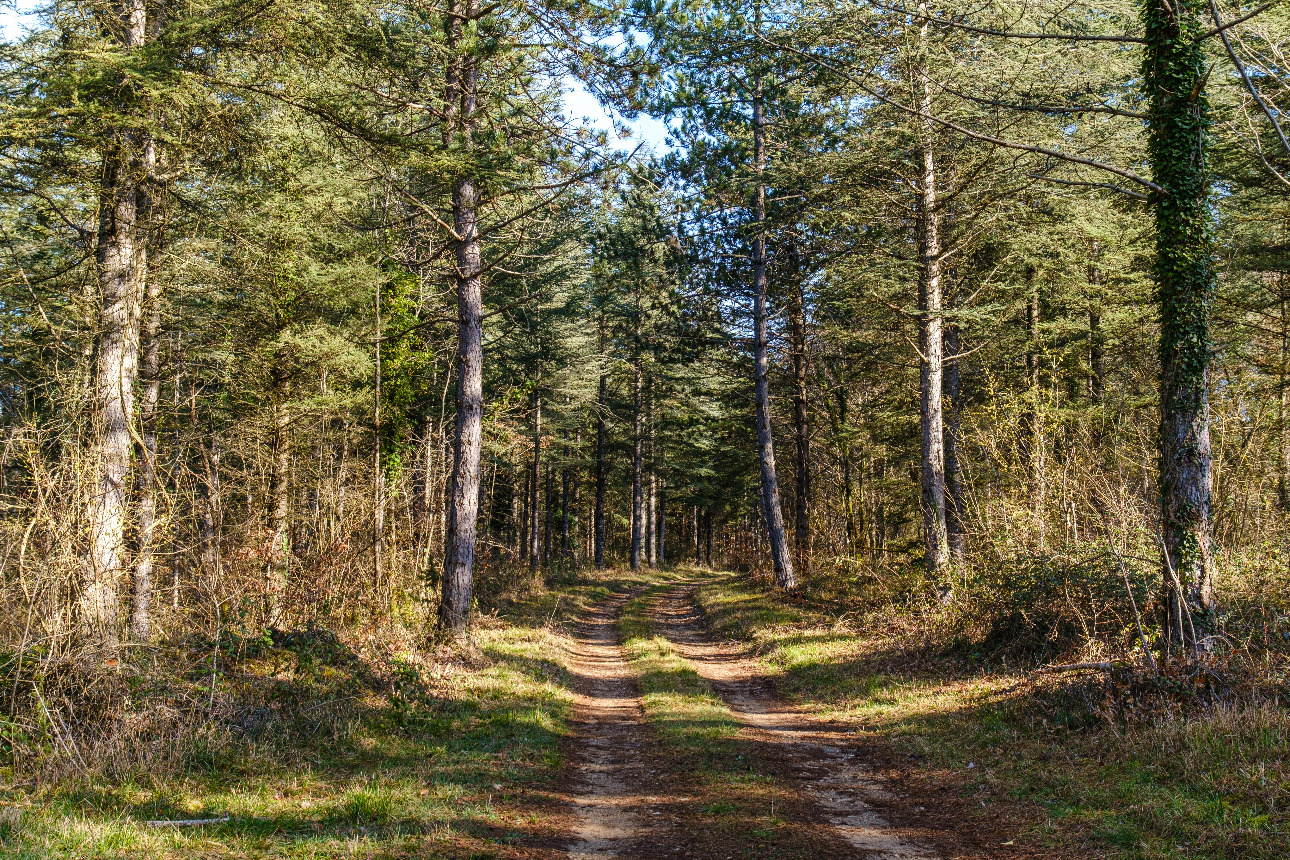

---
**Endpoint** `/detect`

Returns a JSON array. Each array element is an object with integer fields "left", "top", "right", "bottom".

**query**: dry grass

[{"left": 0, "top": 567, "right": 651, "bottom": 859}]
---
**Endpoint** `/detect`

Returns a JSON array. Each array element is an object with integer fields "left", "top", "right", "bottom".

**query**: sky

[{"left": 0, "top": 4, "right": 671, "bottom": 153}]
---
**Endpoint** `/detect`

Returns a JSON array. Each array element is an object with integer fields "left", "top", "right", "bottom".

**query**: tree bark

[
  {"left": 647, "top": 391, "right": 657, "bottom": 569},
  {"left": 1026, "top": 273, "right": 1045, "bottom": 549},
  {"left": 1144, "top": 0, "right": 1216, "bottom": 651},
  {"left": 914, "top": 36, "right": 950, "bottom": 593},
  {"left": 751, "top": 70, "right": 796, "bottom": 591},
  {"left": 1088, "top": 241, "right": 1105, "bottom": 404},
  {"left": 437, "top": 0, "right": 486, "bottom": 634},
  {"left": 529, "top": 395, "right": 541, "bottom": 572},
  {"left": 561, "top": 431, "right": 571, "bottom": 558},
  {"left": 594, "top": 367, "right": 607, "bottom": 569},
  {"left": 199, "top": 437, "right": 221, "bottom": 580},
  {"left": 944, "top": 322, "right": 967, "bottom": 562},
  {"left": 82, "top": 0, "right": 151, "bottom": 651},
  {"left": 631, "top": 356, "right": 644, "bottom": 571},
  {"left": 789, "top": 270, "right": 811, "bottom": 574},
  {"left": 543, "top": 464, "right": 553, "bottom": 563},
  {"left": 131, "top": 245, "right": 162, "bottom": 642},
  {"left": 266, "top": 391, "right": 291, "bottom": 626}
]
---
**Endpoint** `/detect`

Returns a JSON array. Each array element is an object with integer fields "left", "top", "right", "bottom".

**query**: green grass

[
  {"left": 693, "top": 570, "right": 1290, "bottom": 860},
  {"left": 617, "top": 581, "right": 743, "bottom": 771},
  {"left": 1, "top": 568, "right": 657, "bottom": 860}
]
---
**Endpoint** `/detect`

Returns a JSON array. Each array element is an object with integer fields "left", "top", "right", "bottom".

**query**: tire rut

[
  {"left": 563, "top": 591, "right": 666, "bottom": 858},
  {"left": 649, "top": 585, "right": 941, "bottom": 860}
]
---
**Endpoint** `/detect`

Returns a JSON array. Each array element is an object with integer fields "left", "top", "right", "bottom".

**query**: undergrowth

[
  {"left": 0, "top": 566, "right": 648, "bottom": 859},
  {"left": 694, "top": 568, "right": 1290, "bottom": 860}
]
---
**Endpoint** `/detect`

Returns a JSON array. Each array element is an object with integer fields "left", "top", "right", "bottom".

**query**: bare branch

[{"left": 1197, "top": 0, "right": 1284, "bottom": 40}]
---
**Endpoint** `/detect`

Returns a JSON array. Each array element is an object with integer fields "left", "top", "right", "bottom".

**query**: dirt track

[{"left": 557, "top": 584, "right": 1018, "bottom": 859}]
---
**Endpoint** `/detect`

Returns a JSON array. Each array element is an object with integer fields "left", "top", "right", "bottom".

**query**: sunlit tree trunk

[
  {"left": 131, "top": 247, "right": 162, "bottom": 642},
  {"left": 594, "top": 361, "right": 607, "bottom": 568},
  {"left": 82, "top": 0, "right": 152, "bottom": 652},
  {"left": 913, "top": 31, "right": 949, "bottom": 594},
  {"left": 647, "top": 390, "right": 657, "bottom": 569},
  {"left": 944, "top": 322, "right": 967, "bottom": 562},
  {"left": 529, "top": 395, "right": 541, "bottom": 572},
  {"left": 266, "top": 386, "right": 291, "bottom": 626},
  {"left": 789, "top": 270, "right": 811, "bottom": 575},
  {"left": 751, "top": 65, "right": 796, "bottom": 591},
  {"left": 631, "top": 356, "right": 644, "bottom": 571},
  {"left": 438, "top": 0, "right": 486, "bottom": 633}
]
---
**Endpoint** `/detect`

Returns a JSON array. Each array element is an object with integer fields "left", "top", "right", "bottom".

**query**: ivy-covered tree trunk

[
  {"left": 1144, "top": 0, "right": 1216, "bottom": 653},
  {"left": 438, "top": 0, "right": 485, "bottom": 634},
  {"left": 751, "top": 79, "right": 796, "bottom": 592},
  {"left": 82, "top": 0, "right": 151, "bottom": 652}
]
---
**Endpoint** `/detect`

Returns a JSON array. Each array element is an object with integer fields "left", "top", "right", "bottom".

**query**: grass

[
  {"left": 0, "top": 567, "right": 654, "bottom": 860},
  {"left": 693, "top": 569, "right": 1290, "bottom": 860},
  {"left": 617, "top": 580, "right": 743, "bottom": 769}
]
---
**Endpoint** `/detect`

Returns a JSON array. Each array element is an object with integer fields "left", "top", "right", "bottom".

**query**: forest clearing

[{"left": 3, "top": 0, "right": 1290, "bottom": 857}]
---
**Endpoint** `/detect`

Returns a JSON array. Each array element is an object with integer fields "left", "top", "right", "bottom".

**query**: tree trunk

[
  {"left": 944, "top": 323, "right": 967, "bottom": 562},
  {"left": 561, "top": 446, "right": 571, "bottom": 559},
  {"left": 1088, "top": 240, "right": 1105, "bottom": 404},
  {"left": 414, "top": 415, "right": 433, "bottom": 572},
  {"left": 266, "top": 394, "right": 291, "bottom": 626},
  {"left": 543, "top": 464, "right": 553, "bottom": 563},
  {"left": 82, "top": 0, "right": 152, "bottom": 651},
  {"left": 529, "top": 396, "right": 541, "bottom": 572},
  {"left": 437, "top": 0, "right": 486, "bottom": 634},
  {"left": 694, "top": 505, "right": 702, "bottom": 566},
  {"left": 373, "top": 286, "right": 384, "bottom": 601},
  {"left": 1280, "top": 283, "right": 1290, "bottom": 509},
  {"left": 131, "top": 253, "right": 162, "bottom": 642},
  {"left": 658, "top": 487, "right": 666, "bottom": 568},
  {"left": 704, "top": 511, "right": 713, "bottom": 567},
  {"left": 200, "top": 432, "right": 222, "bottom": 593},
  {"left": 1144, "top": 0, "right": 1216, "bottom": 651},
  {"left": 751, "top": 74, "right": 796, "bottom": 591},
  {"left": 169, "top": 338, "right": 183, "bottom": 611},
  {"left": 647, "top": 395, "right": 657, "bottom": 569},
  {"left": 914, "top": 38, "right": 950, "bottom": 594},
  {"left": 1026, "top": 273, "right": 1046, "bottom": 549},
  {"left": 594, "top": 368, "right": 607, "bottom": 568},
  {"left": 631, "top": 356, "right": 644, "bottom": 571},
  {"left": 789, "top": 272, "right": 811, "bottom": 575}
]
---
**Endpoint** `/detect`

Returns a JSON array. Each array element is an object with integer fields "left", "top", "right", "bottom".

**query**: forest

[{"left": 2, "top": 0, "right": 1290, "bottom": 857}]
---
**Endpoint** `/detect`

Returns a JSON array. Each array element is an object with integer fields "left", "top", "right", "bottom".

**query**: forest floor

[{"left": 3, "top": 567, "right": 1283, "bottom": 859}]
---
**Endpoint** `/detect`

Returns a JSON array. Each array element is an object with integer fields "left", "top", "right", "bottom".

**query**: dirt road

[{"left": 558, "top": 585, "right": 1006, "bottom": 859}]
